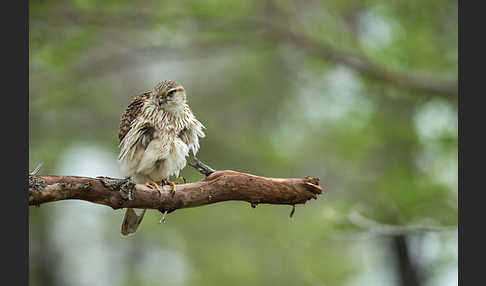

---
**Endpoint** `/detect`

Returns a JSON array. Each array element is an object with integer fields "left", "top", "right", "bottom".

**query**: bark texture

[{"left": 29, "top": 170, "right": 323, "bottom": 214}]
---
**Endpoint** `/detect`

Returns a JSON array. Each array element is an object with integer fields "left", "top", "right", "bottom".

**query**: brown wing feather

[{"left": 118, "top": 92, "right": 151, "bottom": 142}]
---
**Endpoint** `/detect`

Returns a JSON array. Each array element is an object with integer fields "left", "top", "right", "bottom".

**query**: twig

[
  {"left": 290, "top": 205, "right": 296, "bottom": 217},
  {"left": 159, "top": 210, "right": 168, "bottom": 223},
  {"left": 348, "top": 210, "right": 456, "bottom": 236},
  {"left": 30, "top": 163, "right": 43, "bottom": 175},
  {"left": 188, "top": 156, "right": 215, "bottom": 177}
]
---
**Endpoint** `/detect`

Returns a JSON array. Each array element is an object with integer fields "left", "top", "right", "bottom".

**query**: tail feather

[{"left": 121, "top": 208, "right": 146, "bottom": 236}]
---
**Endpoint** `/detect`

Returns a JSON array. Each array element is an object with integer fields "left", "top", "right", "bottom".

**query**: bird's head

[{"left": 153, "top": 80, "right": 187, "bottom": 114}]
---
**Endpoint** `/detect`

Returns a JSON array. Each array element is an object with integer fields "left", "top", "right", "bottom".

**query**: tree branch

[
  {"left": 31, "top": 12, "right": 458, "bottom": 98},
  {"left": 271, "top": 26, "right": 458, "bottom": 97},
  {"left": 29, "top": 171, "right": 324, "bottom": 215}
]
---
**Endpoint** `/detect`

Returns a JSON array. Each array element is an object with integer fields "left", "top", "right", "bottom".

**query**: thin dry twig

[
  {"left": 30, "top": 163, "right": 44, "bottom": 175},
  {"left": 348, "top": 210, "right": 456, "bottom": 236}
]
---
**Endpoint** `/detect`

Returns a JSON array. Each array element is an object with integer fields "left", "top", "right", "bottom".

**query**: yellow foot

[
  {"left": 163, "top": 177, "right": 185, "bottom": 195},
  {"left": 146, "top": 179, "right": 163, "bottom": 195},
  {"left": 174, "top": 176, "right": 186, "bottom": 184}
]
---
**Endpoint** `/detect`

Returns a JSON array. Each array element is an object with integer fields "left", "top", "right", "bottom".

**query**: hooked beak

[{"left": 158, "top": 98, "right": 166, "bottom": 105}]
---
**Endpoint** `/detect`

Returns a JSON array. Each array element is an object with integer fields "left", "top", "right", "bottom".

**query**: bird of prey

[{"left": 118, "top": 80, "right": 205, "bottom": 236}]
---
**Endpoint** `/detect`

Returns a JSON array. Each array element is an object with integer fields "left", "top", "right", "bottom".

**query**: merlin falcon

[{"left": 118, "top": 80, "right": 205, "bottom": 236}]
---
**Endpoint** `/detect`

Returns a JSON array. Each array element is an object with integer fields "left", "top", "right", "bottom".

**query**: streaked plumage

[{"left": 118, "top": 80, "right": 205, "bottom": 235}]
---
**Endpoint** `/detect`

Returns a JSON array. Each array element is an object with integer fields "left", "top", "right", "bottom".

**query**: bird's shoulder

[{"left": 118, "top": 91, "right": 151, "bottom": 142}]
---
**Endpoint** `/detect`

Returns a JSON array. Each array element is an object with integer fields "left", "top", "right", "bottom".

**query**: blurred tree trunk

[
  {"left": 392, "top": 235, "right": 422, "bottom": 286},
  {"left": 30, "top": 210, "right": 61, "bottom": 286},
  {"left": 374, "top": 90, "right": 425, "bottom": 286}
]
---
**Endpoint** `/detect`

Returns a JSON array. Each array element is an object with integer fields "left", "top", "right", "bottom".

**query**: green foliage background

[{"left": 29, "top": 0, "right": 457, "bottom": 286}]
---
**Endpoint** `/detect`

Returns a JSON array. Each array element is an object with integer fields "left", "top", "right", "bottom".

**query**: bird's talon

[{"left": 145, "top": 179, "right": 163, "bottom": 193}]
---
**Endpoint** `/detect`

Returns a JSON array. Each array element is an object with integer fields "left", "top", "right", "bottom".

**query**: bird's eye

[{"left": 168, "top": 90, "right": 176, "bottom": 97}]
